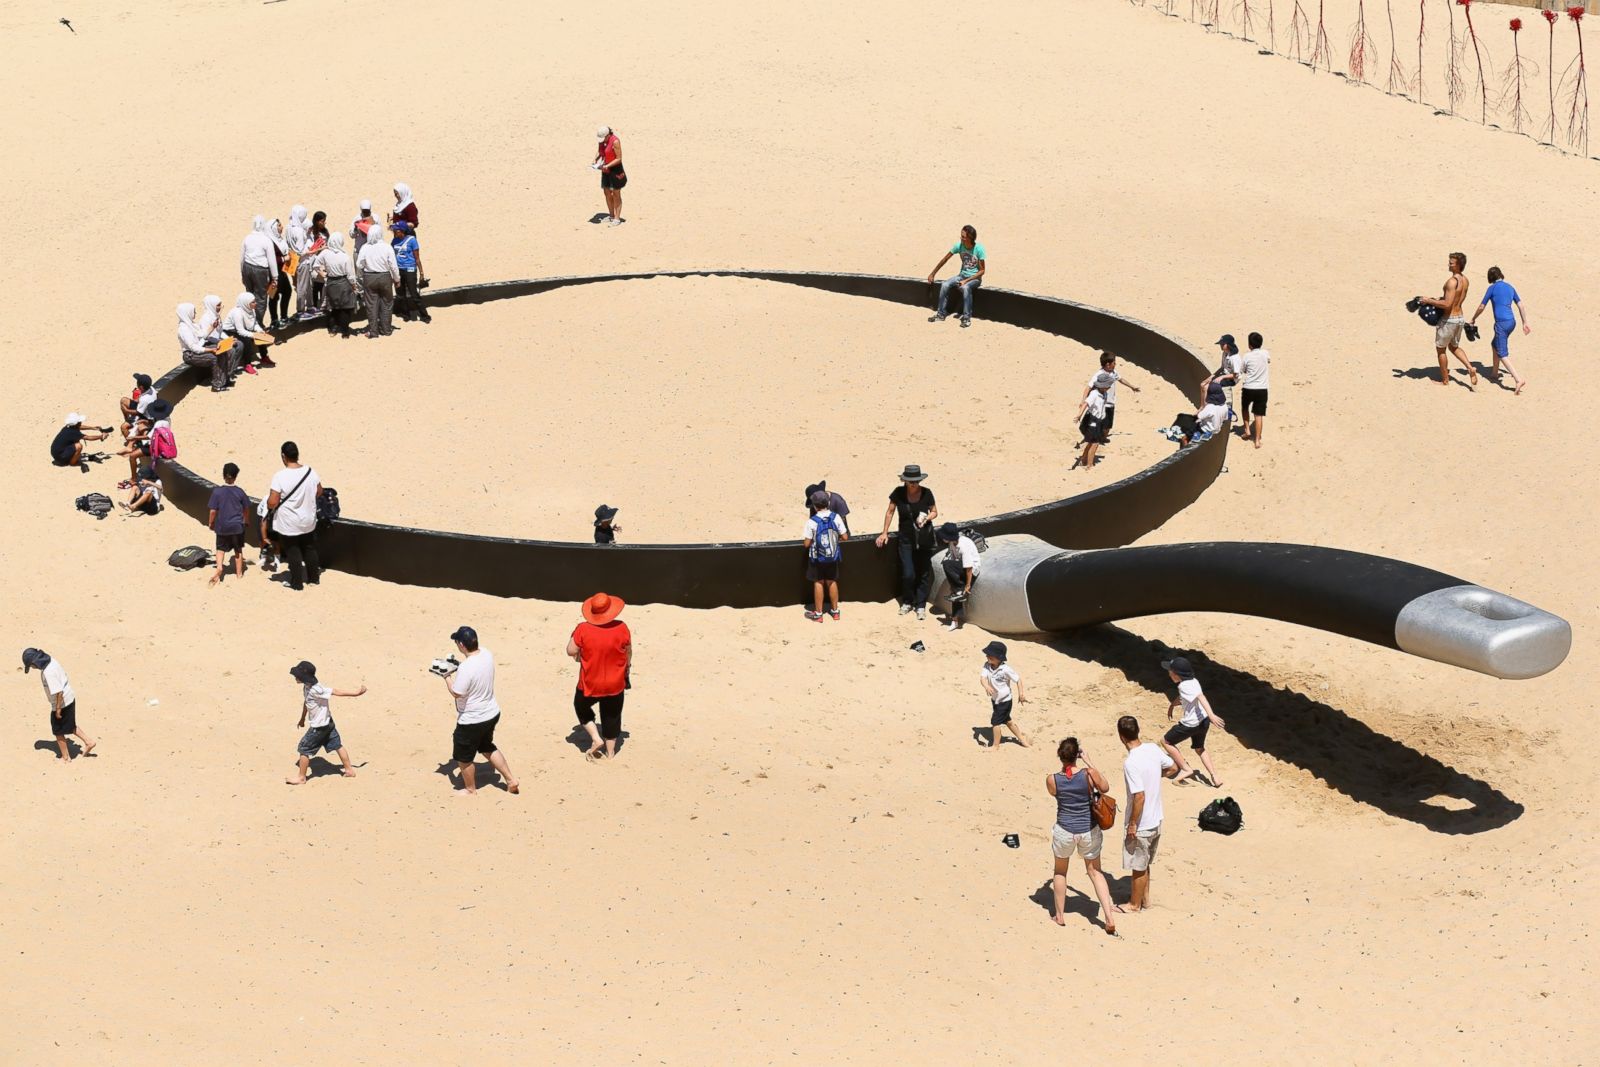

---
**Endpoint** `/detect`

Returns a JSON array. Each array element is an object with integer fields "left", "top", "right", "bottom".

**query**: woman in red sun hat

[{"left": 567, "top": 592, "right": 633, "bottom": 760}]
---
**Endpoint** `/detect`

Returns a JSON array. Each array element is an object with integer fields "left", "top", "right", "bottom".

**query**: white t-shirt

[
  {"left": 1196, "top": 403, "right": 1229, "bottom": 435},
  {"left": 1175, "top": 678, "right": 1208, "bottom": 727},
  {"left": 136, "top": 390, "right": 159, "bottom": 417},
  {"left": 950, "top": 534, "right": 981, "bottom": 575},
  {"left": 1241, "top": 348, "right": 1270, "bottom": 389},
  {"left": 1123, "top": 742, "right": 1175, "bottom": 831},
  {"left": 268, "top": 465, "right": 321, "bottom": 536},
  {"left": 450, "top": 650, "right": 501, "bottom": 725},
  {"left": 1083, "top": 389, "right": 1107, "bottom": 421},
  {"left": 40, "top": 660, "right": 74, "bottom": 711},
  {"left": 804, "top": 510, "right": 843, "bottom": 543},
  {"left": 1088, "top": 370, "right": 1119, "bottom": 406},
  {"left": 981, "top": 663, "right": 1019, "bottom": 704},
  {"left": 302, "top": 683, "right": 332, "bottom": 728}
]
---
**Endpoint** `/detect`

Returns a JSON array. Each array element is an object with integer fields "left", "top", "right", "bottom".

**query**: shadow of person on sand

[
  {"left": 1390, "top": 363, "right": 1491, "bottom": 388},
  {"left": 433, "top": 760, "right": 511, "bottom": 792},
  {"left": 305, "top": 756, "right": 365, "bottom": 779},
  {"left": 33, "top": 739, "right": 91, "bottom": 759},
  {"left": 1039, "top": 625, "right": 1523, "bottom": 835},
  {"left": 562, "top": 727, "right": 629, "bottom": 756},
  {"left": 1027, "top": 881, "right": 1124, "bottom": 931}
]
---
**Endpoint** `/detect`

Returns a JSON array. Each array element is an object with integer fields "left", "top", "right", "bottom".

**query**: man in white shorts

[
  {"left": 1418, "top": 251, "right": 1477, "bottom": 388},
  {"left": 1119, "top": 714, "right": 1177, "bottom": 911}
]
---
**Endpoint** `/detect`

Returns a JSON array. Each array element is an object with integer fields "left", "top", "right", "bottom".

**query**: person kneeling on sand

[
  {"left": 1158, "top": 655, "right": 1227, "bottom": 788},
  {"left": 1120, "top": 715, "right": 1177, "bottom": 912},
  {"left": 568, "top": 593, "right": 633, "bottom": 760},
  {"left": 25, "top": 648, "right": 97, "bottom": 763},
  {"left": 804, "top": 490, "right": 847, "bottom": 621},
  {"left": 445, "top": 625, "right": 520, "bottom": 794},
  {"left": 1047, "top": 737, "right": 1119, "bottom": 935},
  {"left": 287, "top": 660, "right": 365, "bottom": 785},
  {"left": 979, "top": 641, "right": 1029, "bottom": 751}
]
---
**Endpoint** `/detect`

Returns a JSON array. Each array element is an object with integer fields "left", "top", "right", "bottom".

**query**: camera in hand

[{"left": 429, "top": 655, "right": 460, "bottom": 677}]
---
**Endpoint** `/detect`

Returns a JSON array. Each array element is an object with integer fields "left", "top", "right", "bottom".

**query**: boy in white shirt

[
  {"left": 937, "top": 523, "right": 981, "bottom": 630},
  {"left": 979, "top": 641, "right": 1030, "bottom": 751},
  {"left": 1080, "top": 351, "right": 1141, "bottom": 439},
  {"left": 25, "top": 648, "right": 97, "bottom": 762},
  {"left": 1160, "top": 655, "right": 1227, "bottom": 788},
  {"left": 803, "top": 490, "right": 848, "bottom": 621},
  {"left": 287, "top": 660, "right": 366, "bottom": 785},
  {"left": 1074, "top": 372, "right": 1115, "bottom": 470}
]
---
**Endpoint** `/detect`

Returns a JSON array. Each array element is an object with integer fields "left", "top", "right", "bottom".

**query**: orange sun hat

[{"left": 581, "top": 592, "right": 626, "bottom": 624}]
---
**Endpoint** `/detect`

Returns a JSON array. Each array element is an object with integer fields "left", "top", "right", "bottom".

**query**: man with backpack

[
  {"left": 803, "top": 489, "right": 847, "bottom": 621},
  {"left": 262, "top": 441, "right": 322, "bottom": 591}
]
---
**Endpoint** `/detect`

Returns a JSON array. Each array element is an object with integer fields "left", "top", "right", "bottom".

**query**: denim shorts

[{"left": 297, "top": 721, "right": 343, "bottom": 756}]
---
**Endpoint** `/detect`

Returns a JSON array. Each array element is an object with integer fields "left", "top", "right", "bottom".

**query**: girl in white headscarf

[
  {"left": 391, "top": 182, "right": 417, "bottom": 231},
  {"left": 240, "top": 215, "right": 277, "bottom": 326},
  {"left": 222, "top": 292, "right": 274, "bottom": 372},
  {"left": 264, "top": 219, "right": 290, "bottom": 328},
  {"left": 198, "top": 294, "right": 225, "bottom": 343},
  {"left": 177, "top": 302, "right": 237, "bottom": 391},
  {"left": 316, "top": 231, "right": 360, "bottom": 337}
]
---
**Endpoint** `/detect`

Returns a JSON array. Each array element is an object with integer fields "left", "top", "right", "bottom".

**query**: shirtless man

[{"left": 1419, "top": 251, "right": 1476, "bottom": 387}]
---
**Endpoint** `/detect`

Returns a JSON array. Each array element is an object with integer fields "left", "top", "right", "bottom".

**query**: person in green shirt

[{"left": 926, "top": 224, "right": 986, "bottom": 327}]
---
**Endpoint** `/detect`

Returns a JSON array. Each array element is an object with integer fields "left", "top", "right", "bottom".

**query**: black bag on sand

[
  {"left": 75, "top": 493, "right": 113, "bottom": 520},
  {"left": 1198, "top": 796, "right": 1244, "bottom": 835},
  {"left": 168, "top": 546, "right": 212, "bottom": 570}
]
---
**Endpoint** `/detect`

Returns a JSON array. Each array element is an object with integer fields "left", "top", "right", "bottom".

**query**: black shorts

[
  {"left": 806, "top": 559, "right": 840, "bottom": 582},
  {"left": 452, "top": 714, "right": 500, "bottom": 763},
  {"left": 216, "top": 532, "right": 245, "bottom": 552},
  {"left": 1241, "top": 388, "right": 1268, "bottom": 416},
  {"left": 1164, "top": 718, "right": 1211, "bottom": 750},
  {"left": 53, "top": 700, "right": 77, "bottom": 736},
  {"left": 1079, "top": 414, "right": 1107, "bottom": 444},
  {"left": 600, "top": 168, "right": 628, "bottom": 190},
  {"left": 574, "top": 689, "right": 625, "bottom": 740},
  {"left": 990, "top": 698, "right": 1014, "bottom": 727},
  {"left": 1103, "top": 405, "right": 1116, "bottom": 434}
]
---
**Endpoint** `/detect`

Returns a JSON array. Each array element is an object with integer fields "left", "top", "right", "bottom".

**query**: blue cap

[
  {"left": 449, "top": 625, "right": 477, "bottom": 645},
  {"left": 1216, "top": 334, "right": 1236, "bottom": 348}
]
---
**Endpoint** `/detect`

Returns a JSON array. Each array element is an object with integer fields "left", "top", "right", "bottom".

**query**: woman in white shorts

[{"left": 1046, "top": 737, "right": 1120, "bottom": 935}]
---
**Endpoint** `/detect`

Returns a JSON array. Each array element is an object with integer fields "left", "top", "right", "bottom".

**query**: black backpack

[
  {"left": 1198, "top": 796, "right": 1243, "bottom": 835},
  {"left": 316, "top": 486, "right": 341, "bottom": 528},
  {"left": 168, "top": 545, "right": 213, "bottom": 570},
  {"left": 75, "top": 493, "right": 113, "bottom": 520}
]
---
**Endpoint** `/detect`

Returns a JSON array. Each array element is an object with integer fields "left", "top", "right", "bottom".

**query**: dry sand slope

[{"left": 2, "top": 0, "right": 1598, "bottom": 1063}]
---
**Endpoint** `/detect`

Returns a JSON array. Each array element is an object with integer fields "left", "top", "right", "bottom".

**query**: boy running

[
  {"left": 980, "top": 641, "right": 1030, "bottom": 751},
  {"left": 1159, "top": 656, "right": 1227, "bottom": 787},
  {"left": 287, "top": 660, "right": 365, "bottom": 785}
]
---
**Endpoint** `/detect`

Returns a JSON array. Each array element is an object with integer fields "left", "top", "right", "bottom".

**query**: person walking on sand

[
  {"left": 1119, "top": 715, "right": 1177, "bottom": 912},
  {"left": 24, "top": 648, "right": 96, "bottom": 763},
  {"left": 593, "top": 126, "right": 627, "bottom": 226},
  {"left": 1470, "top": 266, "right": 1531, "bottom": 394},
  {"left": 1158, "top": 656, "right": 1227, "bottom": 788},
  {"left": 1046, "top": 737, "right": 1119, "bottom": 935},
  {"left": 1081, "top": 352, "right": 1140, "bottom": 440},
  {"left": 875, "top": 464, "right": 938, "bottom": 620},
  {"left": 444, "top": 626, "right": 520, "bottom": 795},
  {"left": 979, "top": 641, "right": 1029, "bottom": 751},
  {"left": 1074, "top": 372, "right": 1114, "bottom": 470},
  {"left": 1418, "top": 252, "right": 1477, "bottom": 388},
  {"left": 207, "top": 462, "right": 251, "bottom": 586},
  {"left": 1238, "top": 332, "right": 1270, "bottom": 449},
  {"left": 804, "top": 490, "right": 847, "bottom": 622},
  {"left": 568, "top": 593, "right": 633, "bottom": 760},
  {"left": 286, "top": 661, "right": 365, "bottom": 785},
  {"left": 926, "top": 224, "right": 985, "bottom": 328}
]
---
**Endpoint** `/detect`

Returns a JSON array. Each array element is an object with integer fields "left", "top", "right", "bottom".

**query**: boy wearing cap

[
  {"left": 51, "top": 413, "right": 109, "bottom": 471},
  {"left": 207, "top": 462, "right": 251, "bottom": 586},
  {"left": 25, "top": 648, "right": 97, "bottom": 762},
  {"left": 804, "top": 490, "right": 848, "bottom": 622},
  {"left": 1080, "top": 352, "right": 1141, "bottom": 439},
  {"left": 287, "top": 661, "right": 365, "bottom": 784},
  {"left": 594, "top": 505, "right": 621, "bottom": 544},
  {"left": 979, "top": 641, "right": 1030, "bottom": 751},
  {"left": 1075, "top": 374, "right": 1114, "bottom": 470},
  {"left": 120, "top": 373, "right": 155, "bottom": 439},
  {"left": 444, "top": 626, "right": 520, "bottom": 794},
  {"left": 804, "top": 480, "right": 850, "bottom": 537},
  {"left": 938, "top": 523, "right": 981, "bottom": 630},
  {"left": 1191, "top": 383, "right": 1231, "bottom": 443},
  {"left": 567, "top": 595, "right": 633, "bottom": 760},
  {"left": 1160, "top": 656, "right": 1226, "bottom": 788}
]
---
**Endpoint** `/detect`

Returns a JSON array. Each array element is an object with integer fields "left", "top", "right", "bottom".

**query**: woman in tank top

[{"left": 1045, "top": 737, "right": 1120, "bottom": 935}]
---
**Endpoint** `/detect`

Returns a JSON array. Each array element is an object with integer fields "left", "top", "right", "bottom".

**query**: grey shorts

[
  {"left": 1435, "top": 317, "right": 1465, "bottom": 349},
  {"left": 297, "top": 721, "right": 343, "bottom": 757},
  {"left": 1122, "top": 824, "right": 1161, "bottom": 872}
]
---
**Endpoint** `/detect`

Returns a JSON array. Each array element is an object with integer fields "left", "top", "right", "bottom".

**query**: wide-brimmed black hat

[
  {"left": 938, "top": 522, "right": 960, "bottom": 541},
  {"left": 289, "top": 660, "right": 317, "bottom": 684},
  {"left": 899, "top": 464, "right": 926, "bottom": 482},
  {"left": 982, "top": 640, "right": 1007, "bottom": 660},
  {"left": 1161, "top": 656, "right": 1196, "bottom": 680},
  {"left": 594, "top": 505, "right": 619, "bottom": 522},
  {"left": 146, "top": 399, "right": 174, "bottom": 421}
]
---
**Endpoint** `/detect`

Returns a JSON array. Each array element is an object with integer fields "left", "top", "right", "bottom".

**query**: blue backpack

[{"left": 809, "top": 512, "right": 843, "bottom": 563}]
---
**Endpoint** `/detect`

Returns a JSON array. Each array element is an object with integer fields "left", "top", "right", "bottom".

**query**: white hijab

[
  {"left": 320, "top": 230, "right": 353, "bottom": 277},
  {"left": 226, "top": 291, "right": 258, "bottom": 333},
  {"left": 266, "top": 218, "right": 288, "bottom": 255},
  {"left": 177, "top": 302, "right": 204, "bottom": 354},
  {"left": 393, "top": 182, "right": 413, "bottom": 212},
  {"left": 199, "top": 294, "right": 223, "bottom": 335},
  {"left": 252, "top": 214, "right": 266, "bottom": 234},
  {"left": 286, "top": 205, "right": 309, "bottom": 254}
]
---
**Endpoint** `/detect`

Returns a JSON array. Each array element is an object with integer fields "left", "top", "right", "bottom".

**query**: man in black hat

[
  {"left": 593, "top": 505, "right": 621, "bottom": 544},
  {"left": 120, "top": 373, "right": 156, "bottom": 439},
  {"left": 25, "top": 648, "right": 97, "bottom": 762},
  {"left": 286, "top": 660, "right": 366, "bottom": 785},
  {"left": 442, "top": 626, "right": 520, "bottom": 795},
  {"left": 938, "top": 522, "right": 981, "bottom": 631}
]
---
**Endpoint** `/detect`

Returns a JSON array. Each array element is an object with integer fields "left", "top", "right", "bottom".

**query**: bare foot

[
  {"left": 285, "top": 776, "right": 305, "bottom": 785},
  {"left": 587, "top": 749, "right": 608, "bottom": 762},
  {"left": 208, "top": 574, "right": 220, "bottom": 587},
  {"left": 1110, "top": 904, "right": 1129, "bottom": 914},
  {"left": 82, "top": 739, "right": 96, "bottom": 756},
  {"left": 1105, "top": 924, "right": 1119, "bottom": 937},
  {"left": 341, "top": 769, "right": 357, "bottom": 778},
  {"left": 1173, "top": 769, "right": 1196, "bottom": 784},
  {"left": 1052, "top": 913, "right": 1067, "bottom": 927},
  {"left": 1515, "top": 381, "right": 1526, "bottom": 395},
  {"left": 1469, "top": 370, "right": 1479, "bottom": 386},
  {"left": 507, "top": 781, "right": 520, "bottom": 794},
  {"left": 455, "top": 788, "right": 477, "bottom": 796},
  {"left": 1210, "top": 779, "right": 1224, "bottom": 789}
]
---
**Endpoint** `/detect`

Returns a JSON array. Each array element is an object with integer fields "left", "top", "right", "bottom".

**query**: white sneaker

[
  {"left": 944, "top": 621, "right": 959, "bottom": 630},
  {"left": 898, "top": 604, "right": 912, "bottom": 616},
  {"left": 915, "top": 607, "right": 926, "bottom": 621},
  {"left": 607, "top": 217, "right": 623, "bottom": 227}
]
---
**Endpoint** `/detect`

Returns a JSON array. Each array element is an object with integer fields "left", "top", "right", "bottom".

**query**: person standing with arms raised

[{"left": 568, "top": 593, "right": 633, "bottom": 760}]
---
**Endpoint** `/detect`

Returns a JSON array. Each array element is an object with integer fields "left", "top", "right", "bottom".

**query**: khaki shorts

[
  {"left": 1122, "top": 825, "right": 1161, "bottom": 872},
  {"left": 1435, "top": 317, "right": 1465, "bottom": 349},
  {"left": 1051, "top": 823, "right": 1103, "bottom": 861}
]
